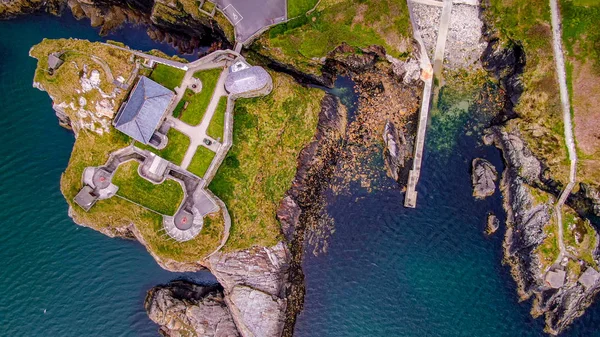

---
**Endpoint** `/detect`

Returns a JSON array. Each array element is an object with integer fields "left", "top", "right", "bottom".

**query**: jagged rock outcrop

[
  {"left": 276, "top": 93, "right": 347, "bottom": 337},
  {"left": 492, "top": 126, "right": 600, "bottom": 335},
  {"left": 2, "top": 0, "right": 230, "bottom": 53},
  {"left": 481, "top": 36, "right": 525, "bottom": 125},
  {"left": 0, "top": 0, "right": 63, "bottom": 19},
  {"left": 471, "top": 158, "right": 498, "bottom": 199},
  {"left": 207, "top": 242, "right": 290, "bottom": 337},
  {"left": 383, "top": 120, "right": 408, "bottom": 182},
  {"left": 145, "top": 280, "right": 239, "bottom": 337}
]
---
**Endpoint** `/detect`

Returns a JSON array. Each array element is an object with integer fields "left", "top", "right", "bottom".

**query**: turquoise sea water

[{"left": 1, "top": 13, "right": 600, "bottom": 337}]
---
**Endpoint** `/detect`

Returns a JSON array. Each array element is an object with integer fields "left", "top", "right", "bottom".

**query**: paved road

[
  {"left": 550, "top": 0, "right": 577, "bottom": 264},
  {"left": 214, "top": 0, "right": 287, "bottom": 44}
]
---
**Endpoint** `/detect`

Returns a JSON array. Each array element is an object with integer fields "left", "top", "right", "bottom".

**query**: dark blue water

[
  {"left": 293, "top": 96, "right": 600, "bottom": 336},
  {"left": 0, "top": 13, "right": 215, "bottom": 336}
]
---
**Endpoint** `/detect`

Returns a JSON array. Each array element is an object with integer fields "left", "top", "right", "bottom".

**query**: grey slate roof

[
  {"left": 48, "top": 53, "right": 63, "bottom": 70},
  {"left": 74, "top": 186, "right": 98, "bottom": 212},
  {"left": 114, "top": 76, "right": 174, "bottom": 144},
  {"left": 225, "top": 66, "right": 270, "bottom": 95}
]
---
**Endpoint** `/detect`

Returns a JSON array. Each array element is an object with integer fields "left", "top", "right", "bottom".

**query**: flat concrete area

[{"left": 214, "top": 0, "right": 287, "bottom": 43}]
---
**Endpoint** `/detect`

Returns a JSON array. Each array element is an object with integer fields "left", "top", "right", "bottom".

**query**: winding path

[{"left": 550, "top": 0, "right": 577, "bottom": 264}]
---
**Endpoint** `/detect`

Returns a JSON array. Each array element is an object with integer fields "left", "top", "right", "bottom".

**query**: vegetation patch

[
  {"left": 562, "top": 206, "right": 598, "bottom": 269},
  {"left": 536, "top": 215, "right": 560, "bottom": 273},
  {"left": 207, "top": 96, "right": 227, "bottom": 140},
  {"left": 288, "top": 0, "right": 318, "bottom": 18},
  {"left": 136, "top": 128, "right": 190, "bottom": 166},
  {"left": 188, "top": 146, "right": 216, "bottom": 178},
  {"left": 30, "top": 39, "right": 135, "bottom": 127},
  {"left": 112, "top": 161, "right": 184, "bottom": 216},
  {"left": 486, "top": 0, "right": 568, "bottom": 182},
  {"left": 150, "top": 64, "right": 186, "bottom": 91},
  {"left": 209, "top": 72, "right": 324, "bottom": 251},
  {"left": 178, "top": 68, "right": 223, "bottom": 125},
  {"left": 257, "top": 0, "right": 412, "bottom": 75}
]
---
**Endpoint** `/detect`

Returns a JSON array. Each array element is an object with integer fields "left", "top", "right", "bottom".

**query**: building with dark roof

[
  {"left": 48, "top": 53, "right": 63, "bottom": 71},
  {"left": 74, "top": 186, "right": 98, "bottom": 211},
  {"left": 113, "top": 76, "right": 174, "bottom": 144}
]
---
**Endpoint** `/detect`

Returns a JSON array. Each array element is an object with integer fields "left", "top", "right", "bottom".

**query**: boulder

[
  {"left": 485, "top": 213, "right": 500, "bottom": 235},
  {"left": 145, "top": 281, "right": 240, "bottom": 337},
  {"left": 472, "top": 158, "right": 498, "bottom": 199},
  {"left": 383, "top": 120, "right": 407, "bottom": 182}
]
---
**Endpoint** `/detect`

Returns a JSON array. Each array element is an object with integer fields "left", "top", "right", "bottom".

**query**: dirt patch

[{"left": 573, "top": 60, "right": 600, "bottom": 156}]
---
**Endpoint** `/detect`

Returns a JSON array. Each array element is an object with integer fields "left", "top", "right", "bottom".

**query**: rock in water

[
  {"left": 383, "top": 120, "right": 407, "bottom": 182},
  {"left": 145, "top": 281, "right": 240, "bottom": 337},
  {"left": 485, "top": 213, "right": 500, "bottom": 235},
  {"left": 472, "top": 158, "right": 498, "bottom": 199}
]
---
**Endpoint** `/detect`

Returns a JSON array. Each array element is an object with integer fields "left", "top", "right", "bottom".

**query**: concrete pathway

[
  {"left": 171, "top": 68, "right": 229, "bottom": 170},
  {"left": 550, "top": 0, "right": 577, "bottom": 264},
  {"left": 432, "top": 0, "right": 453, "bottom": 80}
]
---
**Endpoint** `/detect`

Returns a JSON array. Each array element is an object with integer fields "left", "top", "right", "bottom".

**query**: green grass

[
  {"left": 188, "top": 146, "right": 216, "bottom": 177},
  {"left": 112, "top": 161, "right": 184, "bottom": 216},
  {"left": 207, "top": 96, "right": 227, "bottom": 140},
  {"left": 150, "top": 64, "right": 186, "bottom": 91},
  {"left": 136, "top": 128, "right": 190, "bottom": 166},
  {"left": 178, "top": 68, "right": 223, "bottom": 125},
  {"left": 209, "top": 72, "right": 324, "bottom": 251},
  {"left": 259, "top": 0, "right": 412, "bottom": 75},
  {"left": 486, "top": 0, "right": 568, "bottom": 182},
  {"left": 561, "top": 0, "right": 600, "bottom": 72},
  {"left": 200, "top": 0, "right": 215, "bottom": 12},
  {"left": 288, "top": 0, "right": 318, "bottom": 18},
  {"left": 178, "top": 89, "right": 206, "bottom": 125},
  {"left": 59, "top": 129, "right": 223, "bottom": 263}
]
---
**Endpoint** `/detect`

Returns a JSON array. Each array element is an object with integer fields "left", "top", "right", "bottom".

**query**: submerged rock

[
  {"left": 485, "top": 213, "right": 500, "bottom": 235},
  {"left": 383, "top": 120, "right": 408, "bottom": 182},
  {"left": 471, "top": 158, "right": 498, "bottom": 199},
  {"left": 145, "top": 281, "right": 239, "bottom": 337}
]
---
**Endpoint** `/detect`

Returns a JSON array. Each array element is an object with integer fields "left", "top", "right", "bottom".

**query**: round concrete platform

[
  {"left": 174, "top": 210, "right": 194, "bottom": 230},
  {"left": 93, "top": 169, "right": 112, "bottom": 189}
]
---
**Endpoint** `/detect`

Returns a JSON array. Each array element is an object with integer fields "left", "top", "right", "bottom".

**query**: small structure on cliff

[
  {"left": 73, "top": 186, "right": 97, "bottom": 211},
  {"left": 545, "top": 269, "right": 566, "bottom": 289},
  {"left": 224, "top": 59, "right": 272, "bottom": 98},
  {"left": 579, "top": 267, "right": 600, "bottom": 290},
  {"left": 47, "top": 53, "right": 63, "bottom": 73},
  {"left": 113, "top": 76, "right": 174, "bottom": 144}
]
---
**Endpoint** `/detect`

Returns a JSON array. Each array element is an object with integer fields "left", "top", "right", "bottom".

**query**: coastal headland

[{"left": 7, "top": 0, "right": 600, "bottom": 335}]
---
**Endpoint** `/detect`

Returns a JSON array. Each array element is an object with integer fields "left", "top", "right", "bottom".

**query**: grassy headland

[
  {"left": 255, "top": 0, "right": 412, "bottom": 75},
  {"left": 210, "top": 72, "right": 324, "bottom": 251}
]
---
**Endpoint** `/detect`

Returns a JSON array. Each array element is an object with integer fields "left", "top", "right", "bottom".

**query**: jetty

[{"left": 404, "top": 0, "right": 453, "bottom": 208}]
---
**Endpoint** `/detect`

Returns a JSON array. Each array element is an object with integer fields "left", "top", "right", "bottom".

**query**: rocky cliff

[
  {"left": 1, "top": 0, "right": 230, "bottom": 53},
  {"left": 145, "top": 281, "right": 239, "bottom": 337},
  {"left": 482, "top": 29, "right": 600, "bottom": 333}
]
